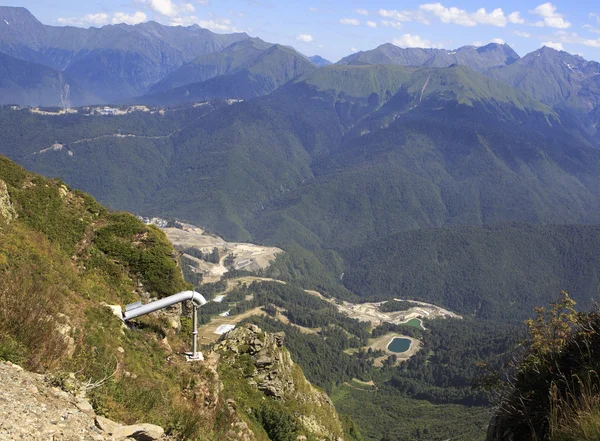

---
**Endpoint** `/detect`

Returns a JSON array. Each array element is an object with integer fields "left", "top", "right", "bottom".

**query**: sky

[{"left": 6, "top": 0, "right": 600, "bottom": 62}]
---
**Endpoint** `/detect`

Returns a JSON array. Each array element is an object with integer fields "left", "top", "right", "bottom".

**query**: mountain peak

[
  {"left": 309, "top": 55, "right": 332, "bottom": 67},
  {"left": 0, "top": 6, "right": 40, "bottom": 23}
]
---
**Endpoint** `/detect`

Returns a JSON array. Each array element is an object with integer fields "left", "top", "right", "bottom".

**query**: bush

[{"left": 483, "top": 292, "right": 600, "bottom": 441}]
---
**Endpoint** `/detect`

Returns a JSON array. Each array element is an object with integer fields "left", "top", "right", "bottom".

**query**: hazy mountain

[
  {"left": 338, "top": 42, "right": 520, "bottom": 72},
  {"left": 0, "top": 6, "right": 249, "bottom": 103},
  {"left": 138, "top": 41, "right": 317, "bottom": 105},
  {"left": 309, "top": 55, "right": 332, "bottom": 67},
  {"left": 0, "top": 52, "right": 92, "bottom": 106},
  {"left": 487, "top": 47, "right": 600, "bottom": 108},
  {"left": 486, "top": 46, "right": 600, "bottom": 137},
  {"left": 150, "top": 38, "right": 274, "bottom": 93}
]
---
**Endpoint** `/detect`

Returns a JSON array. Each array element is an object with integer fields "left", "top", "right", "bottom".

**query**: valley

[{"left": 2, "top": 4, "right": 600, "bottom": 441}]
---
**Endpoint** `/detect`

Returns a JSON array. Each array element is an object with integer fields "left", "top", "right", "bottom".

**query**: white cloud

[
  {"left": 356, "top": 8, "right": 368, "bottom": 16},
  {"left": 309, "top": 7, "right": 317, "bottom": 12},
  {"left": 197, "top": 0, "right": 208, "bottom": 5},
  {"left": 57, "top": 12, "right": 148, "bottom": 27},
  {"left": 542, "top": 41, "right": 564, "bottom": 50},
  {"left": 350, "top": 47, "right": 358, "bottom": 52},
  {"left": 379, "top": 8, "right": 429, "bottom": 24},
  {"left": 514, "top": 30, "right": 532, "bottom": 38},
  {"left": 381, "top": 20, "right": 402, "bottom": 29},
  {"left": 591, "top": 12, "right": 600, "bottom": 24},
  {"left": 419, "top": 3, "right": 509, "bottom": 27},
  {"left": 393, "top": 33, "right": 442, "bottom": 48},
  {"left": 583, "top": 24, "right": 600, "bottom": 35},
  {"left": 296, "top": 34, "right": 313, "bottom": 42},
  {"left": 554, "top": 31, "right": 600, "bottom": 49},
  {"left": 135, "top": 0, "right": 195, "bottom": 18},
  {"left": 197, "top": 18, "right": 233, "bottom": 31},
  {"left": 112, "top": 11, "right": 147, "bottom": 25},
  {"left": 168, "top": 15, "right": 241, "bottom": 31},
  {"left": 508, "top": 12, "right": 525, "bottom": 24},
  {"left": 531, "top": 3, "right": 571, "bottom": 29},
  {"left": 340, "top": 18, "right": 360, "bottom": 25},
  {"left": 473, "top": 38, "right": 507, "bottom": 46},
  {"left": 57, "top": 13, "right": 109, "bottom": 26},
  {"left": 366, "top": 21, "right": 377, "bottom": 28}
]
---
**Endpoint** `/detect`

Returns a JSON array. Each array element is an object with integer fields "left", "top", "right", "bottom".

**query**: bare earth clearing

[
  {"left": 332, "top": 299, "right": 461, "bottom": 327},
  {"left": 162, "top": 225, "right": 282, "bottom": 283}
]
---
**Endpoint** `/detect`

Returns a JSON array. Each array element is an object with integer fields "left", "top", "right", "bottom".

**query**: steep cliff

[{"left": 213, "top": 324, "right": 345, "bottom": 441}]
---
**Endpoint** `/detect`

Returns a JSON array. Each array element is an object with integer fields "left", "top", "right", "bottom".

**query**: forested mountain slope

[
  {"left": 138, "top": 40, "right": 317, "bottom": 105},
  {"left": 342, "top": 224, "right": 600, "bottom": 319},
  {"left": 3, "top": 63, "right": 600, "bottom": 247}
]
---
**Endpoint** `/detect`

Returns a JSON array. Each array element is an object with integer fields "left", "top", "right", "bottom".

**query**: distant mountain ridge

[
  {"left": 309, "top": 55, "right": 332, "bottom": 67},
  {"left": 0, "top": 52, "right": 93, "bottom": 106},
  {"left": 138, "top": 39, "right": 316, "bottom": 105},
  {"left": 338, "top": 42, "right": 520, "bottom": 72},
  {"left": 0, "top": 6, "right": 249, "bottom": 103}
]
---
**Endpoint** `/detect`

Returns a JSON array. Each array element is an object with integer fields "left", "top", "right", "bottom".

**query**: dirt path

[{"left": 35, "top": 107, "right": 218, "bottom": 156}]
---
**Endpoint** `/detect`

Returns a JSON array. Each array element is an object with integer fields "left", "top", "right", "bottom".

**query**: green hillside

[
  {"left": 139, "top": 41, "right": 316, "bottom": 105},
  {"left": 3, "top": 63, "right": 600, "bottom": 250},
  {"left": 342, "top": 224, "right": 600, "bottom": 319}
]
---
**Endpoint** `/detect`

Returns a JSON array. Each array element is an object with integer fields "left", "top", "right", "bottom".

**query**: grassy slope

[{"left": 0, "top": 155, "right": 355, "bottom": 441}]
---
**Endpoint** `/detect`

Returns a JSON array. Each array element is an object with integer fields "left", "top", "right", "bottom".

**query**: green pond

[
  {"left": 387, "top": 337, "right": 412, "bottom": 353},
  {"left": 404, "top": 318, "right": 423, "bottom": 329}
]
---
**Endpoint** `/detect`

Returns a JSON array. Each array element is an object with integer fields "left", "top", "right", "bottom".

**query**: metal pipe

[{"left": 123, "top": 290, "right": 207, "bottom": 321}]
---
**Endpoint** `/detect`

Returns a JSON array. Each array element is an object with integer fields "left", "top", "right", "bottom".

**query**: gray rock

[
  {"left": 95, "top": 415, "right": 121, "bottom": 434},
  {"left": 75, "top": 398, "right": 95, "bottom": 417},
  {"left": 113, "top": 423, "right": 165, "bottom": 440}
]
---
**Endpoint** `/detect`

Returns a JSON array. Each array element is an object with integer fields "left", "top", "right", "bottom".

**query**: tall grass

[
  {"left": 0, "top": 264, "right": 69, "bottom": 371},
  {"left": 485, "top": 294, "right": 600, "bottom": 441}
]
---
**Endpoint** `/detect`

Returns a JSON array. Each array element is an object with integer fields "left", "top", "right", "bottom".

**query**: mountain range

[{"left": 0, "top": 6, "right": 248, "bottom": 104}]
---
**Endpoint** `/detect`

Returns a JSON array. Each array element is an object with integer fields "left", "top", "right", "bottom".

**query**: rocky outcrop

[
  {"left": 0, "top": 179, "right": 16, "bottom": 222},
  {"left": 0, "top": 361, "right": 166, "bottom": 441},
  {"left": 214, "top": 325, "right": 293, "bottom": 399},
  {"left": 213, "top": 324, "right": 345, "bottom": 441}
]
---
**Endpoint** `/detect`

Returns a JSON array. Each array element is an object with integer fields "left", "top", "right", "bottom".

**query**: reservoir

[
  {"left": 387, "top": 337, "right": 412, "bottom": 353},
  {"left": 404, "top": 318, "right": 423, "bottom": 329}
]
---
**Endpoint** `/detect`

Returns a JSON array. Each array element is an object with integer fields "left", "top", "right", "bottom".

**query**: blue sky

[{"left": 8, "top": 0, "right": 600, "bottom": 62}]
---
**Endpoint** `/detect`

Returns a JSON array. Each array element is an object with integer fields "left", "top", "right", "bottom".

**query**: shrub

[{"left": 483, "top": 292, "right": 600, "bottom": 441}]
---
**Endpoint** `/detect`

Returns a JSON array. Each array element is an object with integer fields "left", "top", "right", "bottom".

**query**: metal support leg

[
  {"left": 188, "top": 305, "right": 203, "bottom": 361},
  {"left": 192, "top": 305, "right": 198, "bottom": 357}
]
